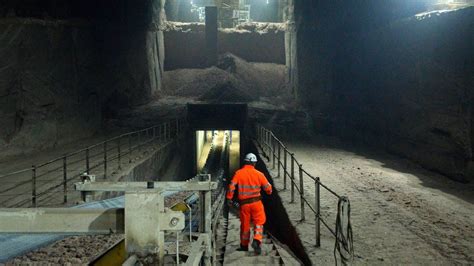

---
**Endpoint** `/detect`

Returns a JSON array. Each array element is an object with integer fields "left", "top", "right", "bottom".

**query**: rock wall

[
  {"left": 330, "top": 9, "right": 474, "bottom": 181},
  {"left": 295, "top": 1, "right": 474, "bottom": 181},
  {"left": 164, "top": 22, "right": 286, "bottom": 70},
  {"left": 0, "top": 0, "right": 166, "bottom": 159},
  {"left": 0, "top": 19, "right": 102, "bottom": 157}
]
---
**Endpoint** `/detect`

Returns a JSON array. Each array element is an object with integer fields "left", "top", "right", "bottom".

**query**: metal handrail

[
  {"left": 0, "top": 168, "right": 33, "bottom": 179},
  {"left": 256, "top": 125, "right": 350, "bottom": 248},
  {"left": 0, "top": 117, "right": 185, "bottom": 207}
]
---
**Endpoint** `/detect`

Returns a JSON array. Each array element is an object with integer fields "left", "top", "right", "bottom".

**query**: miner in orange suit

[{"left": 226, "top": 153, "right": 272, "bottom": 255}]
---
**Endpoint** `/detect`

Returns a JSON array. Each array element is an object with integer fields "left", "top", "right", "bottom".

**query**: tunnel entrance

[
  {"left": 188, "top": 104, "right": 247, "bottom": 176},
  {"left": 195, "top": 130, "right": 240, "bottom": 175}
]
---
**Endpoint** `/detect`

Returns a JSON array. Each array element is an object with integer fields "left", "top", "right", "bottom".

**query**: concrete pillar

[{"left": 205, "top": 6, "right": 218, "bottom": 67}]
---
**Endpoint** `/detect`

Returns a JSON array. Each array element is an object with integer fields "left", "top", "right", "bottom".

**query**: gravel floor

[{"left": 3, "top": 234, "right": 124, "bottom": 265}]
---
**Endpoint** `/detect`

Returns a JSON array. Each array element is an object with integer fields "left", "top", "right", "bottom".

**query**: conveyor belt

[
  {"left": 0, "top": 132, "right": 230, "bottom": 263},
  {"left": 0, "top": 195, "right": 124, "bottom": 262}
]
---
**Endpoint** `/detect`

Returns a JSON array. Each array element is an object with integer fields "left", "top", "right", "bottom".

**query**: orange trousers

[{"left": 239, "top": 200, "right": 266, "bottom": 246}]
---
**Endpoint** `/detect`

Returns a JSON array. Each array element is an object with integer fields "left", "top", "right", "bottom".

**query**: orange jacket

[{"left": 226, "top": 165, "right": 272, "bottom": 201}]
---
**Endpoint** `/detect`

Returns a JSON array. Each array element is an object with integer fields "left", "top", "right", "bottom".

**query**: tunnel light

[{"left": 432, "top": 0, "right": 473, "bottom": 9}]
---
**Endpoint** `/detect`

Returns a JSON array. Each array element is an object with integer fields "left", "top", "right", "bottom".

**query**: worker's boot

[
  {"left": 251, "top": 240, "right": 262, "bottom": 255},
  {"left": 237, "top": 244, "right": 248, "bottom": 251}
]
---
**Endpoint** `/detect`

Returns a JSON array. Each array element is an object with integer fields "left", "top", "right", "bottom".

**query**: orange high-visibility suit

[{"left": 226, "top": 165, "right": 272, "bottom": 246}]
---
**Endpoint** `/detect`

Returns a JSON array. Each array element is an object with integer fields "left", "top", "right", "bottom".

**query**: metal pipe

[
  {"left": 315, "top": 177, "right": 321, "bottom": 247},
  {"left": 299, "top": 164, "right": 305, "bottom": 221},
  {"left": 290, "top": 153, "right": 295, "bottom": 203},
  {"left": 176, "top": 231, "right": 180, "bottom": 265}
]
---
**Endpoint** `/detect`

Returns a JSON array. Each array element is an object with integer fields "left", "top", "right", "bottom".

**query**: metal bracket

[{"left": 0, "top": 175, "right": 217, "bottom": 265}]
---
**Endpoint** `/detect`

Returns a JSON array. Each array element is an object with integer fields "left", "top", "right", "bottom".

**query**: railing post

[
  {"left": 103, "top": 141, "right": 107, "bottom": 179},
  {"left": 118, "top": 137, "right": 122, "bottom": 169},
  {"left": 277, "top": 141, "right": 281, "bottom": 178},
  {"left": 272, "top": 135, "right": 276, "bottom": 169},
  {"left": 129, "top": 134, "right": 132, "bottom": 163},
  {"left": 290, "top": 153, "right": 295, "bottom": 203},
  {"left": 32, "top": 165, "right": 37, "bottom": 207},
  {"left": 299, "top": 164, "right": 305, "bottom": 221},
  {"left": 63, "top": 156, "right": 67, "bottom": 204},
  {"left": 315, "top": 177, "right": 321, "bottom": 247},
  {"left": 283, "top": 149, "right": 287, "bottom": 190},
  {"left": 85, "top": 148, "right": 90, "bottom": 174},
  {"left": 153, "top": 126, "right": 156, "bottom": 140}
]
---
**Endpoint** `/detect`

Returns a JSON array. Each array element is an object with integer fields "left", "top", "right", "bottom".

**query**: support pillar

[{"left": 205, "top": 6, "right": 218, "bottom": 67}]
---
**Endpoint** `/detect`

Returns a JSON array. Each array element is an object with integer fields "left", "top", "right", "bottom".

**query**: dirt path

[{"left": 265, "top": 136, "right": 474, "bottom": 265}]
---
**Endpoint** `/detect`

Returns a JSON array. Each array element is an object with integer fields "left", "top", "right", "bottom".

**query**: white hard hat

[{"left": 244, "top": 153, "right": 258, "bottom": 163}]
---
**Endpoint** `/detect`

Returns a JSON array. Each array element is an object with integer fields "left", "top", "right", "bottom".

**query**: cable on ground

[{"left": 334, "top": 196, "right": 354, "bottom": 265}]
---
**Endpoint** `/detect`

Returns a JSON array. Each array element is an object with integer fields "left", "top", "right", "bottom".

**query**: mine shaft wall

[
  {"left": 0, "top": 0, "right": 166, "bottom": 159},
  {"left": 331, "top": 8, "right": 474, "bottom": 183},
  {"left": 297, "top": 3, "right": 474, "bottom": 181},
  {"left": 0, "top": 20, "right": 103, "bottom": 158},
  {"left": 329, "top": 8, "right": 474, "bottom": 182},
  {"left": 164, "top": 23, "right": 286, "bottom": 70}
]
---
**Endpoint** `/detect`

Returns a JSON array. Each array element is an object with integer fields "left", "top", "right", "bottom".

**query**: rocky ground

[
  {"left": 264, "top": 135, "right": 474, "bottom": 265},
  {"left": 3, "top": 234, "right": 123, "bottom": 265}
]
